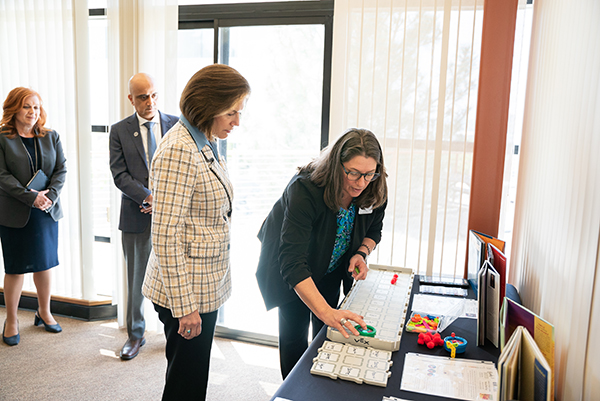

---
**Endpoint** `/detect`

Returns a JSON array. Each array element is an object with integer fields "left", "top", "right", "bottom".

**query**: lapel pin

[{"left": 134, "top": 132, "right": 139, "bottom": 137}]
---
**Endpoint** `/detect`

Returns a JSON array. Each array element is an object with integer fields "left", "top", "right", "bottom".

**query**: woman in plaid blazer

[{"left": 142, "top": 64, "right": 250, "bottom": 401}]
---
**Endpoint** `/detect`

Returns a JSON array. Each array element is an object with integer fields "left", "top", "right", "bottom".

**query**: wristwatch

[{"left": 355, "top": 250, "right": 368, "bottom": 261}]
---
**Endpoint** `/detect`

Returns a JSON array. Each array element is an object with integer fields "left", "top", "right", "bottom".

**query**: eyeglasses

[{"left": 342, "top": 164, "right": 380, "bottom": 182}]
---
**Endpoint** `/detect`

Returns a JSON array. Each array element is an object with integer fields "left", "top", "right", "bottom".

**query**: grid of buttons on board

[
  {"left": 310, "top": 340, "right": 393, "bottom": 387},
  {"left": 342, "top": 268, "right": 412, "bottom": 343}
]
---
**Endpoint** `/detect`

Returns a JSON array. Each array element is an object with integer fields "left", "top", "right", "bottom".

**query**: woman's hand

[
  {"left": 294, "top": 278, "right": 368, "bottom": 339},
  {"left": 32, "top": 189, "right": 53, "bottom": 212},
  {"left": 348, "top": 253, "right": 369, "bottom": 280},
  {"left": 322, "top": 307, "right": 368, "bottom": 339},
  {"left": 178, "top": 310, "right": 202, "bottom": 340}
]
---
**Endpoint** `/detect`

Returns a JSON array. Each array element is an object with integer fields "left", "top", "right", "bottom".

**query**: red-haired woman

[{"left": 0, "top": 87, "right": 67, "bottom": 346}]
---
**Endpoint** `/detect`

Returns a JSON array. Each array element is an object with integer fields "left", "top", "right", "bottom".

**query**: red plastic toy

[{"left": 417, "top": 332, "right": 445, "bottom": 349}]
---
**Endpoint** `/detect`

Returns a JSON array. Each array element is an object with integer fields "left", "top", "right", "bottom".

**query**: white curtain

[
  {"left": 330, "top": 0, "right": 484, "bottom": 276},
  {"left": 0, "top": 0, "right": 87, "bottom": 299},
  {"left": 106, "top": 0, "right": 178, "bottom": 330},
  {"left": 510, "top": 0, "right": 600, "bottom": 398}
]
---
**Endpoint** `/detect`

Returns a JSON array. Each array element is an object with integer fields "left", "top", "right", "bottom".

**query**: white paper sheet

[
  {"left": 411, "top": 294, "right": 478, "bottom": 319},
  {"left": 400, "top": 353, "right": 498, "bottom": 401}
]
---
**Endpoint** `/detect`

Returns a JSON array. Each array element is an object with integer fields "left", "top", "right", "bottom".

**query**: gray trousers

[{"left": 122, "top": 224, "right": 152, "bottom": 340}]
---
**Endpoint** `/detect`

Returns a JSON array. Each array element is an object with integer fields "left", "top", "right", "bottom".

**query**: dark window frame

[{"left": 178, "top": 1, "right": 334, "bottom": 149}]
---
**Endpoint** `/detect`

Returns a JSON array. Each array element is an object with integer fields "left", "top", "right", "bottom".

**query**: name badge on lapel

[{"left": 358, "top": 206, "right": 373, "bottom": 215}]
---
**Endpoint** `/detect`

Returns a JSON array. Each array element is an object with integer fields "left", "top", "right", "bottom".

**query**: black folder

[{"left": 26, "top": 169, "right": 50, "bottom": 191}]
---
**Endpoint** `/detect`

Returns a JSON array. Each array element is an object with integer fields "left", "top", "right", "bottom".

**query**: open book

[
  {"left": 500, "top": 298, "right": 555, "bottom": 400},
  {"left": 497, "top": 326, "right": 552, "bottom": 401}
]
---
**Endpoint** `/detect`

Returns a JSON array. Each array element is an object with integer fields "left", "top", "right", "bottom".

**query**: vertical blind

[
  {"left": 330, "top": 0, "right": 484, "bottom": 276},
  {"left": 510, "top": 0, "right": 600, "bottom": 398}
]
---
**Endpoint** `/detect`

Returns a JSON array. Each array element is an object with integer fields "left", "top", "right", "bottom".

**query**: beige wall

[{"left": 509, "top": 0, "right": 600, "bottom": 399}]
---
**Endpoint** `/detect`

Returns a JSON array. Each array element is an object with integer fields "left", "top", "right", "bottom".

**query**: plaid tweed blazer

[{"left": 142, "top": 121, "right": 233, "bottom": 317}]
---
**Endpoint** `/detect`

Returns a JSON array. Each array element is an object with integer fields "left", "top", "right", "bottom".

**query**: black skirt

[{"left": 0, "top": 208, "right": 59, "bottom": 274}]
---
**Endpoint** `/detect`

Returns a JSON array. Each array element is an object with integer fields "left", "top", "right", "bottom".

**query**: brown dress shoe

[{"left": 120, "top": 337, "right": 146, "bottom": 360}]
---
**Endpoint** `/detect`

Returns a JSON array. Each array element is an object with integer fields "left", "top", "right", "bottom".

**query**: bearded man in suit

[{"left": 109, "top": 73, "right": 178, "bottom": 360}]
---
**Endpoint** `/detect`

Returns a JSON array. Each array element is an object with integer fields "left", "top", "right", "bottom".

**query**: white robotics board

[
  {"left": 311, "top": 265, "right": 413, "bottom": 387},
  {"left": 326, "top": 265, "right": 413, "bottom": 352}
]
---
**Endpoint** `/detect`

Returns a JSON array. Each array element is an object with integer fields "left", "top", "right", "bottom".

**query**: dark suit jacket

[
  {"left": 0, "top": 130, "right": 67, "bottom": 228},
  {"left": 255, "top": 173, "right": 386, "bottom": 311},
  {"left": 109, "top": 111, "right": 179, "bottom": 233}
]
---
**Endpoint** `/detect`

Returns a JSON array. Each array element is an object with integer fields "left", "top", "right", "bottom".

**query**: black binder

[{"left": 26, "top": 169, "right": 50, "bottom": 191}]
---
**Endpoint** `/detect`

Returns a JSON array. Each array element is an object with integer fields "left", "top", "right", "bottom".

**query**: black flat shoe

[
  {"left": 34, "top": 312, "right": 62, "bottom": 333},
  {"left": 2, "top": 321, "right": 20, "bottom": 346}
]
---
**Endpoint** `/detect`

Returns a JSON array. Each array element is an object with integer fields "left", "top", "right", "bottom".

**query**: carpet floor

[{"left": 0, "top": 308, "right": 283, "bottom": 401}]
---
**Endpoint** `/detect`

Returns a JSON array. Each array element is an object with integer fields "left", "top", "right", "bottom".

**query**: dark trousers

[
  {"left": 122, "top": 224, "right": 152, "bottom": 340},
  {"left": 154, "top": 303, "right": 219, "bottom": 401},
  {"left": 278, "top": 270, "right": 342, "bottom": 379}
]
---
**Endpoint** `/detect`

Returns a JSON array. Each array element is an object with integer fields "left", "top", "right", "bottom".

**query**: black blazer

[
  {"left": 255, "top": 173, "right": 386, "bottom": 310},
  {"left": 109, "top": 111, "right": 179, "bottom": 233},
  {"left": 0, "top": 130, "right": 67, "bottom": 228}
]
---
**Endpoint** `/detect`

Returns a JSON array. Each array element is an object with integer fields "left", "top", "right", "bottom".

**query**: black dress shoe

[
  {"left": 120, "top": 337, "right": 146, "bottom": 360},
  {"left": 34, "top": 312, "right": 62, "bottom": 333},
  {"left": 2, "top": 321, "right": 20, "bottom": 346}
]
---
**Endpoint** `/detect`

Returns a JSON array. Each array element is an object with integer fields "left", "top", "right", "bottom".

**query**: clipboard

[{"left": 26, "top": 169, "right": 50, "bottom": 191}]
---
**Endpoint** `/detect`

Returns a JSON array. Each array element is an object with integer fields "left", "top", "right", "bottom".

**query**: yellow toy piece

[{"left": 445, "top": 340, "right": 457, "bottom": 358}]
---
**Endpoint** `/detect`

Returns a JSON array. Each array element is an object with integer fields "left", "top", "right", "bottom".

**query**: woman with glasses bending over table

[
  {"left": 256, "top": 128, "right": 388, "bottom": 378},
  {"left": 0, "top": 87, "right": 67, "bottom": 346}
]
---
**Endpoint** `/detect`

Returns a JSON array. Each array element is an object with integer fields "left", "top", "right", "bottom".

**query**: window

[
  {"left": 178, "top": 1, "right": 333, "bottom": 341},
  {"left": 499, "top": 0, "right": 534, "bottom": 259},
  {"left": 89, "top": 8, "right": 114, "bottom": 298}
]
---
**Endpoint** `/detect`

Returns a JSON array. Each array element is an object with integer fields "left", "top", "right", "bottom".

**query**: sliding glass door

[
  {"left": 220, "top": 23, "right": 325, "bottom": 337},
  {"left": 178, "top": 2, "right": 333, "bottom": 341}
]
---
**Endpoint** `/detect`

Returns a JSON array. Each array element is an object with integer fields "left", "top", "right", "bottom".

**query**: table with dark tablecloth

[{"left": 271, "top": 275, "right": 500, "bottom": 401}]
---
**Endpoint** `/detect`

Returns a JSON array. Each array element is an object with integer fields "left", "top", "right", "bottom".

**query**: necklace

[{"left": 20, "top": 136, "right": 39, "bottom": 175}]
